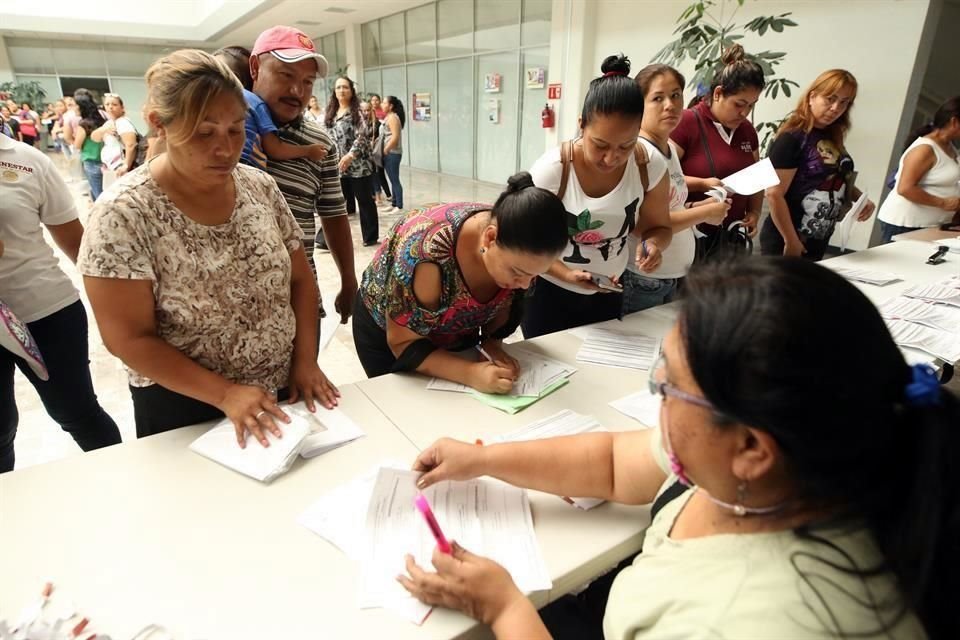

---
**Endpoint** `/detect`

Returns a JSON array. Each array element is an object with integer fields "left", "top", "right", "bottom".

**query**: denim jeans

[
  {"left": 879, "top": 220, "right": 918, "bottom": 244},
  {"left": 82, "top": 159, "right": 103, "bottom": 201},
  {"left": 621, "top": 271, "right": 677, "bottom": 316},
  {"left": 383, "top": 153, "right": 403, "bottom": 208},
  {"left": 0, "top": 300, "right": 121, "bottom": 472}
]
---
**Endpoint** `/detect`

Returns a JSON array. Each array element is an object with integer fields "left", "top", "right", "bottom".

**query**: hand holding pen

[
  {"left": 635, "top": 239, "right": 663, "bottom": 273},
  {"left": 470, "top": 346, "right": 517, "bottom": 395}
]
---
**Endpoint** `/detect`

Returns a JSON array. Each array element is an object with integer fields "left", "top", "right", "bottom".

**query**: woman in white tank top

[{"left": 877, "top": 96, "right": 960, "bottom": 242}]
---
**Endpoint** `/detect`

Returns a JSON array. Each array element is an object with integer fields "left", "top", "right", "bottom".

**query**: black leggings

[
  {"left": 341, "top": 174, "right": 379, "bottom": 244},
  {"left": 520, "top": 277, "right": 623, "bottom": 339}
]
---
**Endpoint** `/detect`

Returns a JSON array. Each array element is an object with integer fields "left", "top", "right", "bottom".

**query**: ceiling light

[{"left": 323, "top": 6, "right": 356, "bottom": 13}]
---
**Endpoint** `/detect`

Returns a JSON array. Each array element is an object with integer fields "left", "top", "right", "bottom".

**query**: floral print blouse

[{"left": 326, "top": 110, "right": 373, "bottom": 178}]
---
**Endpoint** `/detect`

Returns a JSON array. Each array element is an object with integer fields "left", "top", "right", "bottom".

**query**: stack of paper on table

[
  {"left": 902, "top": 283, "right": 960, "bottom": 307},
  {"left": 427, "top": 348, "right": 577, "bottom": 414},
  {"left": 879, "top": 296, "right": 960, "bottom": 334},
  {"left": 937, "top": 275, "right": 960, "bottom": 289},
  {"left": 831, "top": 267, "right": 902, "bottom": 286},
  {"left": 486, "top": 409, "right": 608, "bottom": 509},
  {"left": 576, "top": 328, "right": 660, "bottom": 370},
  {"left": 298, "top": 466, "right": 551, "bottom": 624},
  {"left": 286, "top": 403, "right": 366, "bottom": 458},
  {"left": 886, "top": 318, "right": 960, "bottom": 363},
  {"left": 189, "top": 411, "right": 311, "bottom": 482},
  {"left": 609, "top": 390, "right": 661, "bottom": 428}
]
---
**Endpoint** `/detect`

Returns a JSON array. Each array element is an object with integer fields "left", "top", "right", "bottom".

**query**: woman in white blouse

[{"left": 878, "top": 96, "right": 960, "bottom": 242}]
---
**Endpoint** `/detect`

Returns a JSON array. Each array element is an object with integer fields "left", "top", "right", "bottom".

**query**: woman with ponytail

[
  {"left": 522, "top": 54, "right": 673, "bottom": 338},
  {"left": 399, "top": 257, "right": 956, "bottom": 640},
  {"left": 877, "top": 96, "right": 960, "bottom": 242},
  {"left": 672, "top": 45, "right": 765, "bottom": 259},
  {"left": 353, "top": 172, "right": 568, "bottom": 392}
]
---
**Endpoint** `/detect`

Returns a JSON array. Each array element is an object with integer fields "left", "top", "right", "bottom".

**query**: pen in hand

[{"left": 475, "top": 345, "right": 495, "bottom": 364}]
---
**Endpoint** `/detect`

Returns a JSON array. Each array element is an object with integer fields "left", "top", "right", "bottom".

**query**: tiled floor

[{"left": 11, "top": 158, "right": 504, "bottom": 470}]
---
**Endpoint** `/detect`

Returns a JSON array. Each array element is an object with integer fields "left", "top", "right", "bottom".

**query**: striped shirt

[{"left": 265, "top": 117, "right": 347, "bottom": 279}]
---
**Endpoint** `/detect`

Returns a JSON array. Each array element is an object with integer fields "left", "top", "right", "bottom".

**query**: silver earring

[
  {"left": 733, "top": 482, "right": 747, "bottom": 517},
  {"left": 479, "top": 247, "right": 486, "bottom": 254}
]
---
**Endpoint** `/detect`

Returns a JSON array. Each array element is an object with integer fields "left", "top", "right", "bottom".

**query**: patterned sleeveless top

[{"left": 359, "top": 202, "right": 520, "bottom": 349}]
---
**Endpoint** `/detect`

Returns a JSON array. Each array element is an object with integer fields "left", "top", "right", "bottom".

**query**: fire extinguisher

[{"left": 541, "top": 104, "right": 555, "bottom": 129}]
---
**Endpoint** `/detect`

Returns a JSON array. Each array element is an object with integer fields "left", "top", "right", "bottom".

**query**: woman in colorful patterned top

[
  {"left": 353, "top": 173, "right": 568, "bottom": 394},
  {"left": 760, "top": 69, "right": 876, "bottom": 260},
  {"left": 324, "top": 75, "right": 379, "bottom": 246}
]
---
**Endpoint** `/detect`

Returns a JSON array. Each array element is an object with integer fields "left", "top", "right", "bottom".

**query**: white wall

[{"left": 551, "top": 0, "right": 935, "bottom": 251}]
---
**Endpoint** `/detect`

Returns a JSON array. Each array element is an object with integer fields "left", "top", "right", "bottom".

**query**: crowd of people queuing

[{"left": 1, "top": 21, "right": 959, "bottom": 639}]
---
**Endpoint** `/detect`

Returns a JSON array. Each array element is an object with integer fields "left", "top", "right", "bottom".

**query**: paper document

[
  {"left": 287, "top": 403, "right": 366, "bottom": 458},
  {"left": 488, "top": 409, "right": 607, "bottom": 509},
  {"left": 937, "top": 275, "right": 960, "bottom": 290},
  {"left": 576, "top": 328, "right": 660, "bottom": 370},
  {"left": 189, "top": 412, "right": 310, "bottom": 482},
  {"left": 886, "top": 319, "right": 960, "bottom": 364},
  {"left": 720, "top": 157, "right": 780, "bottom": 195},
  {"left": 838, "top": 191, "right": 868, "bottom": 252},
  {"left": 902, "top": 284, "right": 960, "bottom": 307},
  {"left": 427, "top": 348, "right": 576, "bottom": 398},
  {"left": 359, "top": 468, "right": 551, "bottom": 621},
  {"left": 609, "top": 390, "right": 661, "bottom": 428},
  {"left": 318, "top": 312, "right": 342, "bottom": 353},
  {"left": 935, "top": 236, "right": 960, "bottom": 253},
  {"left": 879, "top": 296, "right": 960, "bottom": 334},
  {"left": 831, "top": 267, "right": 902, "bottom": 286},
  {"left": 471, "top": 379, "right": 569, "bottom": 414}
]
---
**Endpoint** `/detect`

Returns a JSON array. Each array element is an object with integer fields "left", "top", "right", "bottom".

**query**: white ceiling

[{"left": 0, "top": 0, "right": 432, "bottom": 48}]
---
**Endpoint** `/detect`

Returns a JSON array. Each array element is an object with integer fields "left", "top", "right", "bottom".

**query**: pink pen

[{"left": 414, "top": 493, "right": 452, "bottom": 554}]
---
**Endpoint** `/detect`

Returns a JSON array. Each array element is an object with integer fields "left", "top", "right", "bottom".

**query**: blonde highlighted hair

[
  {"left": 778, "top": 69, "right": 858, "bottom": 150},
  {"left": 143, "top": 49, "right": 245, "bottom": 146}
]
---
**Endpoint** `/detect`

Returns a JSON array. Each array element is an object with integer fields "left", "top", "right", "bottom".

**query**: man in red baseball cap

[{"left": 248, "top": 25, "right": 357, "bottom": 331}]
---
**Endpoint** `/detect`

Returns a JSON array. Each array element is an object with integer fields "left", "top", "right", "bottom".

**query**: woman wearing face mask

[
  {"left": 400, "top": 257, "right": 957, "bottom": 640},
  {"left": 352, "top": 173, "right": 568, "bottom": 393},
  {"left": 671, "top": 45, "right": 765, "bottom": 259},
  {"left": 761, "top": 70, "right": 876, "bottom": 260},
  {"left": 78, "top": 49, "right": 340, "bottom": 446},
  {"left": 877, "top": 96, "right": 960, "bottom": 242},
  {"left": 522, "top": 54, "right": 672, "bottom": 338},
  {"left": 622, "top": 64, "right": 730, "bottom": 314}
]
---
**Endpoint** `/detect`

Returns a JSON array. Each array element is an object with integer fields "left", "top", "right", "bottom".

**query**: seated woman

[
  {"left": 400, "top": 257, "right": 957, "bottom": 639},
  {"left": 79, "top": 49, "right": 340, "bottom": 448},
  {"left": 353, "top": 172, "right": 567, "bottom": 394}
]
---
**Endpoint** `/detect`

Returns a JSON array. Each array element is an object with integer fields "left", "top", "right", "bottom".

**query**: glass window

[
  {"left": 519, "top": 47, "right": 549, "bottom": 171},
  {"left": 475, "top": 0, "right": 520, "bottom": 53},
  {"left": 437, "top": 0, "right": 473, "bottom": 59},
  {"left": 7, "top": 39, "right": 56, "bottom": 74},
  {"left": 380, "top": 13, "right": 406, "bottom": 67},
  {"left": 102, "top": 44, "right": 164, "bottom": 78},
  {"left": 12, "top": 75, "right": 63, "bottom": 106},
  {"left": 363, "top": 69, "right": 382, "bottom": 99},
  {"left": 362, "top": 21, "right": 380, "bottom": 69},
  {"left": 335, "top": 31, "right": 347, "bottom": 70},
  {"left": 109, "top": 77, "right": 150, "bottom": 134},
  {"left": 437, "top": 57, "right": 474, "bottom": 178},
  {"left": 322, "top": 34, "right": 339, "bottom": 72},
  {"left": 405, "top": 3, "right": 436, "bottom": 62},
  {"left": 52, "top": 42, "right": 108, "bottom": 76},
  {"left": 521, "top": 0, "right": 553, "bottom": 46},
  {"left": 475, "top": 51, "right": 520, "bottom": 183},
  {"left": 406, "top": 62, "right": 437, "bottom": 171}
]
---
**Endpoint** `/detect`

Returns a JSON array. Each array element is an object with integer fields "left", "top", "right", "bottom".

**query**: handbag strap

[
  {"left": 693, "top": 109, "right": 718, "bottom": 178},
  {"left": 633, "top": 141, "right": 650, "bottom": 192}
]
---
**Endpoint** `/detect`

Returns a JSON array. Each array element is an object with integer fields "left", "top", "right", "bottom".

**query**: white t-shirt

[
  {"left": 0, "top": 135, "right": 80, "bottom": 322},
  {"left": 878, "top": 137, "right": 960, "bottom": 228},
  {"left": 101, "top": 116, "right": 138, "bottom": 170},
  {"left": 627, "top": 138, "right": 694, "bottom": 279},
  {"left": 530, "top": 144, "right": 668, "bottom": 294},
  {"left": 602, "top": 425, "right": 926, "bottom": 640}
]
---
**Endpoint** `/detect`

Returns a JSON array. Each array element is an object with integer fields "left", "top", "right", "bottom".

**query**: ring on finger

[{"left": 255, "top": 410, "right": 267, "bottom": 420}]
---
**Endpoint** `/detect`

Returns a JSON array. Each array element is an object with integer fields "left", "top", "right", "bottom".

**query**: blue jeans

[
  {"left": 0, "top": 301, "right": 121, "bottom": 472},
  {"left": 621, "top": 271, "right": 677, "bottom": 316},
  {"left": 383, "top": 153, "right": 403, "bottom": 208},
  {"left": 82, "top": 159, "right": 103, "bottom": 201},
  {"left": 879, "top": 220, "right": 918, "bottom": 244}
]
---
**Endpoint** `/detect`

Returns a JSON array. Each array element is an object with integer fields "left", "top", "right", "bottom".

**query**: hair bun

[
  {"left": 505, "top": 171, "right": 535, "bottom": 194},
  {"left": 721, "top": 44, "right": 746, "bottom": 66},
  {"left": 600, "top": 54, "right": 631, "bottom": 77}
]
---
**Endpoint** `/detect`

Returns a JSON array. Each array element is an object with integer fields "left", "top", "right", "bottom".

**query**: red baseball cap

[{"left": 252, "top": 26, "right": 329, "bottom": 76}]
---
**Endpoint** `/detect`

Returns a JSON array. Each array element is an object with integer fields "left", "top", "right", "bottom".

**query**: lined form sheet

[
  {"left": 886, "top": 319, "right": 960, "bottom": 363},
  {"left": 609, "top": 390, "right": 662, "bottom": 428},
  {"left": 879, "top": 296, "right": 960, "bottom": 334},
  {"left": 831, "top": 267, "right": 902, "bottom": 286},
  {"left": 576, "top": 328, "right": 660, "bottom": 370}
]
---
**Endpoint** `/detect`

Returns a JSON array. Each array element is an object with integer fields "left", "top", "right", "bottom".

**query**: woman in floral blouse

[
  {"left": 353, "top": 173, "right": 568, "bottom": 394},
  {"left": 324, "top": 76, "right": 379, "bottom": 246}
]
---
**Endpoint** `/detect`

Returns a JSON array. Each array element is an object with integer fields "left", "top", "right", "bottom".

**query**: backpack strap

[
  {"left": 634, "top": 141, "right": 650, "bottom": 191},
  {"left": 557, "top": 139, "right": 573, "bottom": 202}
]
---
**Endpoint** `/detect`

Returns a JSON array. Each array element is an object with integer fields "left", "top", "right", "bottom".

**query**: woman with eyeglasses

[
  {"left": 760, "top": 70, "right": 876, "bottom": 260},
  {"left": 399, "top": 257, "right": 957, "bottom": 640}
]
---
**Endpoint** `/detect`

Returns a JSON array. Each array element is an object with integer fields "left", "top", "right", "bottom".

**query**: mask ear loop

[{"left": 661, "top": 401, "right": 695, "bottom": 487}]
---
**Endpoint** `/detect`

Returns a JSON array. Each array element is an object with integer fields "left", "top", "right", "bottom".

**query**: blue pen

[
  {"left": 475, "top": 345, "right": 495, "bottom": 363},
  {"left": 641, "top": 240, "right": 649, "bottom": 259}
]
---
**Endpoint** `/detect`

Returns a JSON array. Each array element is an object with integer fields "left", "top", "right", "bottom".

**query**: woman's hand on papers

[
  {"left": 398, "top": 542, "right": 529, "bottom": 628},
  {"left": 414, "top": 438, "right": 485, "bottom": 489},
  {"left": 857, "top": 199, "right": 877, "bottom": 221},
  {"left": 287, "top": 359, "right": 341, "bottom": 411},
  {"left": 218, "top": 384, "right": 290, "bottom": 449},
  {"left": 469, "top": 361, "right": 517, "bottom": 395},
  {"left": 480, "top": 340, "right": 521, "bottom": 378}
]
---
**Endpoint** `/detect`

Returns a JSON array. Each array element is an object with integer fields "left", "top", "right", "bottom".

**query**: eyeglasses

[{"left": 647, "top": 354, "right": 716, "bottom": 411}]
